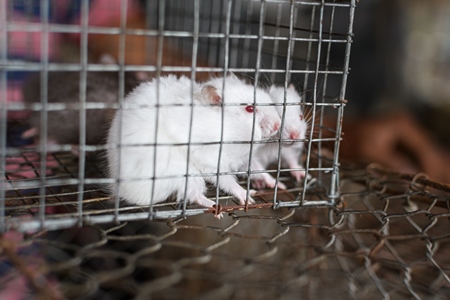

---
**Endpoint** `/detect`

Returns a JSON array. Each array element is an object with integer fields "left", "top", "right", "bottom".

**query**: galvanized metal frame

[{"left": 0, "top": 0, "right": 356, "bottom": 232}]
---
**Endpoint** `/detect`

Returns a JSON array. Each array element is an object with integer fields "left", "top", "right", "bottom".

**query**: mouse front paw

[
  {"left": 236, "top": 190, "right": 255, "bottom": 206},
  {"left": 291, "top": 170, "right": 306, "bottom": 182},
  {"left": 251, "top": 178, "right": 267, "bottom": 189},
  {"left": 251, "top": 176, "right": 286, "bottom": 190},
  {"left": 192, "top": 196, "right": 224, "bottom": 219}
]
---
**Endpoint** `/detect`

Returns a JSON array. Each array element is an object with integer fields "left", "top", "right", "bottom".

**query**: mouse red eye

[
  {"left": 245, "top": 105, "right": 255, "bottom": 113},
  {"left": 299, "top": 114, "right": 303, "bottom": 121}
]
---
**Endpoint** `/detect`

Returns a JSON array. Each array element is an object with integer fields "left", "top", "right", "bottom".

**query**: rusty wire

[{"left": 1, "top": 164, "right": 449, "bottom": 299}]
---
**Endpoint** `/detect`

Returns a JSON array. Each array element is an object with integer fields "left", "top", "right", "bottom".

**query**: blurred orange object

[{"left": 339, "top": 111, "right": 450, "bottom": 183}]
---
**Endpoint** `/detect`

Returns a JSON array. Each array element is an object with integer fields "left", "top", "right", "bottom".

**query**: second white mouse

[{"left": 247, "top": 84, "right": 308, "bottom": 190}]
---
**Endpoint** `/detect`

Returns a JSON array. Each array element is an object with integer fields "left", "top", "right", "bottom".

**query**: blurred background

[
  {"left": 345, "top": 0, "right": 450, "bottom": 140},
  {"left": 335, "top": 0, "right": 450, "bottom": 183}
]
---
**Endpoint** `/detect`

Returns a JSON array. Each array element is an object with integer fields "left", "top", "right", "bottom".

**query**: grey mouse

[{"left": 21, "top": 70, "right": 143, "bottom": 150}]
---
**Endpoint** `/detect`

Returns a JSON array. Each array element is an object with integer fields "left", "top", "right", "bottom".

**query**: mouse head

[
  {"left": 200, "top": 74, "right": 281, "bottom": 140},
  {"left": 269, "top": 84, "right": 308, "bottom": 144}
]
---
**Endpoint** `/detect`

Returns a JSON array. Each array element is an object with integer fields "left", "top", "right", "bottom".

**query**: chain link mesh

[{"left": 1, "top": 162, "right": 449, "bottom": 299}]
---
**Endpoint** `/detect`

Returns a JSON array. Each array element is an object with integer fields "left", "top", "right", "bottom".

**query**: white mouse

[
  {"left": 106, "top": 74, "right": 281, "bottom": 217},
  {"left": 247, "top": 84, "right": 308, "bottom": 190}
]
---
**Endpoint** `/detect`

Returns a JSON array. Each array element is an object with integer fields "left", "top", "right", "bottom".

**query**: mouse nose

[
  {"left": 273, "top": 122, "right": 280, "bottom": 133},
  {"left": 289, "top": 131, "right": 300, "bottom": 140}
]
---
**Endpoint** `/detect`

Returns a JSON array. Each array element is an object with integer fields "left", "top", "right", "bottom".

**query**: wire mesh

[{"left": 1, "top": 165, "right": 449, "bottom": 299}]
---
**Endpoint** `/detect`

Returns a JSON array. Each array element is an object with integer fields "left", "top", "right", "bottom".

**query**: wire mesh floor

[
  {"left": 2, "top": 146, "right": 335, "bottom": 232},
  {"left": 1, "top": 162, "right": 450, "bottom": 299}
]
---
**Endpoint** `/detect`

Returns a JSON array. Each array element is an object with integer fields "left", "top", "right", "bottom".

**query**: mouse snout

[
  {"left": 289, "top": 130, "right": 300, "bottom": 140},
  {"left": 259, "top": 116, "right": 280, "bottom": 138},
  {"left": 273, "top": 121, "right": 281, "bottom": 134}
]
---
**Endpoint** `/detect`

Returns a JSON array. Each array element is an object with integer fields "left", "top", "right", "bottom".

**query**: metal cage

[{"left": 1, "top": 0, "right": 356, "bottom": 232}]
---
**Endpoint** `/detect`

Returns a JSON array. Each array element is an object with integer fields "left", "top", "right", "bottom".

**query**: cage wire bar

[
  {"left": 1, "top": 0, "right": 356, "bottom": 233},
  {"left": 0, "top": 0, "right": 8, "bottom": 233}
]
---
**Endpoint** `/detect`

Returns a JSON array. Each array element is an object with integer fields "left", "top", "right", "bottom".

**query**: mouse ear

[
  {"left": 134, "top": 71, "right": 149, "bottom": 81},
  {"left": 201, "top": 85, "right": 221, "bottom": 104},
  {"left": 98, "top": 53, "right": 117, "bottom": 65},
  {"left": 226, "top": 71, "right": 239, "bottom": 80},
  {"left": 288, "top": 83, "right": 296, "bottom": 91}
]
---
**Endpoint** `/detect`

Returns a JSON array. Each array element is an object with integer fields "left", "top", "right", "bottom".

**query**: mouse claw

[
  {"left": 212, "top": 204, "right": 224, "bottom": 219},
  {"left": 193, "top": 197, "right": 226, "bottom": 219},
  {"left": 291, "top": 170, "right": 306, "bottom": 182},
  {"left": 251, "top": 179, "right": 266, "bottom": 190},
  {"left": 275, "top": 181, "right": 287, "bottom": 190},
  {"left": 238, "top": 194, "right": 255, "bottom": 206},
  {"left": 214, "top": 212, "right": 224, "bottom": 219},
  {"left": 252, "top": 176, "right": 286, "bottom": 190}
]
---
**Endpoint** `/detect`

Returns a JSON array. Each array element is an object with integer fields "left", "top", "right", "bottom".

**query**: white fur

[
  {"left": 247, "top": 84, "right": 308, "bottom": 190},
  {"left": 106, "top": 74, "right": 281, "bottom": 214}
]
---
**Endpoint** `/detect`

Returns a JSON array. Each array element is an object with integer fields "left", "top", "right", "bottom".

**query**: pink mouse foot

[
  {"left": 236, "top": 189, "right": 255, "bottom": 206},
  {"left": 291, "top": 170, "right": 306, "bottom": 182},
  {"left": 251, "top": 177, "right": 286, "bottom": 190},
  {"left": 251, "top": 179, "right": 267, "bottom": 190},
  {"left": 213, "top": 211, "right": 224, "bottom": 219},
  {"left": 271, "top": 181, "right": 287, "bottom": 190},
  {"left": 192, "top": 197, "right": 224, "bottom": 219},
  {"left": 240, "top": 197, "right": 255, "bottom": 206},
  {"left": 192, "top": 196, "right": 216, "bottom": 207}
]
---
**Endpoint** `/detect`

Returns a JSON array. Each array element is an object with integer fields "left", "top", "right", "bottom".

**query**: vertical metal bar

[
  {"left": 171, "top": 0, "right": 180, "bottom": 46},
  {"left": 215, "top": 0, "right": 233, "bottom": 205},
  {"left": 270, "top": 3, "right": 283, "bottom": 84},
  {"left": 115, "top": 0, "right": 128, "bottom": 220},
  {"left": 241, "top": 0, "right": 254, "bottom": 67},
  {"left": 76, "top": 0, "right": 89, "bottom": 227},
  {"left": 25, "top": 0, "right": 34, "bottom": 61},
  {"left": 300, "top": 0, "right": 325, "bottom": 204},
  {"left": 302, "top": 5, "right": 317, "bottom": 191},
  {"left": 149, "top": 0, "right": 165, "bottom": 216},
  {"left": 329, "top": 0, "right": 356, "bottom": 200},
  {"left": 181, "top": 0, "right": 200, "bottom": 214},
  {"left": 183, "top": 0, "right": 194, "bottom": 57},
  {"left": 245, "top": 0, "right": 266, "bottom": 206},
  {"left": 111, "top": 0, "right": 130, "bottom": 221},
  {"left": 272, "top": 0, "right": 295, "bottom": 206},
  {"left": 216, "top": 0, "right": 227, "bottom": 66},
  {"left": 209, "top": 0, "right": 222, "bottom": 67},
  {"left": 318, "top": 2, "right": 337, "bottom": 185},
  {"left": 145, "top": 0, "right": 154, "bottom": 65},
  {"left": 287, "top": 4, "right": 299, "bottom": 85},
  {"left": 164, "top": 0, "right": 171, "bottom": 28},
  {"left": 38, "top": 0, "right": 50, "bottom": 229},
  {"left": 204, "top": 0, "right": 214, "bottom": 67},
  {"left": 230, "top": 0, "right": 242, "bottom": 68},
  {"left": 0, "top": 0, "right": 8, "bottom": 232},
  {"left": 303, "top": 5, "right": 316, "bottom": 94},
  {"left": 339, "top": 1, "right": 356, "bottom": 103}
]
